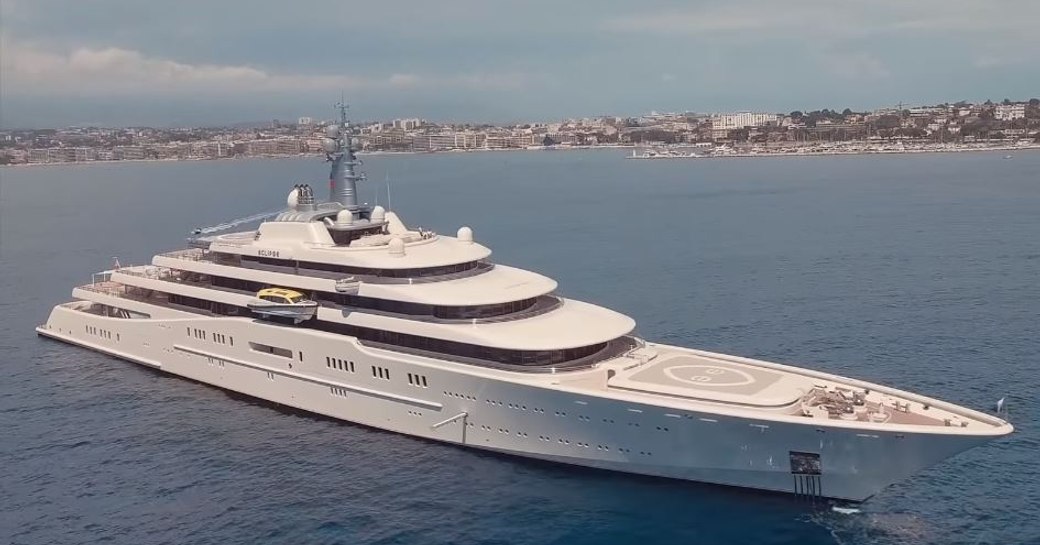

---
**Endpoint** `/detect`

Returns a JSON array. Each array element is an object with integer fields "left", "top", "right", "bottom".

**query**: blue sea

[{"left": 1, "top": 149, "right": 1038, "bottom": 545}]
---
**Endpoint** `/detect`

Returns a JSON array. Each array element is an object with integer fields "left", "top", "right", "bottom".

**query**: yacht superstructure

[{"left": 38, "top": 105, "right": 1012, "bottom": 502}]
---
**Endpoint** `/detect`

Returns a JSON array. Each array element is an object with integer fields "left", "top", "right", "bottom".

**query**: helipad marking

[{"left": 663, "top": 364, "right": 756, "bottom": 388}]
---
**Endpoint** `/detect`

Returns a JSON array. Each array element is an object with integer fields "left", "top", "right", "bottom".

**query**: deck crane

[{"left": 187, "top": 209, "right": 282, "bottom": 247}]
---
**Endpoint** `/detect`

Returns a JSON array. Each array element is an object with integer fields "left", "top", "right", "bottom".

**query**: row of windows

[
  {"left": 187, "top": 327, "right": 233, "bottom": 346},
  {"left": 239, "top": 253, "right": 486, "bottom": 279},
  {"left": 478, "top": 398, "right": 678, "bottom": 434},
  {"left": 169, "top": 293, "right": 252, "bottom": 317},
  {"left": 210, "top": 274, "right": 542, "bottom": 321},
  {"left": 311, "top": 320, "right": 614, "bottom": 368},
  {"left": 472, "top": 424, "right": 647, "bottom": 455},
  {"left": 319, "top": 292, "right": 542, "bottom": 321},
  {"left": 483, "top": 399, "right": 546, "bottom": 414},
  {"left": 407, "top": 373, "right": 429, "bottom": 388},
  {"left": 146, "top": 287, "right": 625, "bottom": 371},
  {"left": 326, "top": 357, "right": 356, "bottom": 373},
  {"left": 85, "top": 325, "right": 117, "bottom": 341},
  {"left": 372, "top": 365, "right": 390, "bottom": 380}
]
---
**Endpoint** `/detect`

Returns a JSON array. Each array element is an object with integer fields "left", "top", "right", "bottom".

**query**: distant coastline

[
  {"left": 6, "top": 99, "right": 1039, "bottom": 167},
  {"left": 3, "top": 141, "right": 1038, "bottom": 168}
]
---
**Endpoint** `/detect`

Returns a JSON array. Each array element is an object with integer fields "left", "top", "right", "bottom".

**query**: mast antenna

[{"left": 325, "top": 98, "right": 364, "bottom": 207}]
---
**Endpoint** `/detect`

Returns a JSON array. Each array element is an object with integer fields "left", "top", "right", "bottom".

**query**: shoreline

[
  {"left": 3, "top": 142, "right": 1038, "bottom": 168},
  {"left": 630, "top": 143, "right": 1040, "bottom": 160}
]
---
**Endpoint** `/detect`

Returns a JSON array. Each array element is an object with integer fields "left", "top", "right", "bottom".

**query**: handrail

[{"left": 169, "top": 249, "right": 496, "bottom": 285}]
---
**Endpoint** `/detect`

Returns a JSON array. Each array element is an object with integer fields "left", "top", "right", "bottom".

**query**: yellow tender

[{"left": 257, "top": 287, "right": 307, "bottom": 304}]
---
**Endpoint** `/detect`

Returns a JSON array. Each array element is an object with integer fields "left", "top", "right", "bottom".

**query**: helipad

[{"left": 609, "top": 351, "right": 814, "bottom": 408}]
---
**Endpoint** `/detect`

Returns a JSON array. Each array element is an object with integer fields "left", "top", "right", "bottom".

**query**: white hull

[{"left": 38, "top": 302, "right": 1006, "bottom": 501}]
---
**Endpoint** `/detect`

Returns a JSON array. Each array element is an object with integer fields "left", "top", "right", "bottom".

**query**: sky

[{"left": 1, "top": 0, "right": 1038, "bottom": 128}]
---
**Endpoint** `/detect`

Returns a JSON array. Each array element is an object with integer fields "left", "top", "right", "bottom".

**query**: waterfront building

[
  {"left": 245, "top": 139, "right": 302, "bottom": 156},
  {"left": 392, "top": 118, "right": 423, "bottom": 130},
  {"left": 114, "top": 146, "right": 147, "bottom": 161},
  {"left": 26, "top": 147, "right": 93, "bottom": 163},
  {"left": 710, "top": 112, "right": 779, "bottom": 131},
  {"left": 485, "top": 134, "right": 537, "bottom": 148},
  {"left": 995, "top": 104, "right": 1026, "bottom": 121},
  {"left": 28, "top": 148, "right": 51, "bottom": 163}
]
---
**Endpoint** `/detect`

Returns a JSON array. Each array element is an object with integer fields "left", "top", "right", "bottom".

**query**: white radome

[
  {"left": 388, "top": 237, "right": 405, "bottom": 256},
  {"left": 335, "top": 209, "right": 353, "bottom": 226},
  {"left": 371, "top": 206, "right": 386, "bottom": 224}
]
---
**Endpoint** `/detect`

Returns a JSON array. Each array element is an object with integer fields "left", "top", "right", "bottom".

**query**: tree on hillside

[
  {"left": 730, "top": 128, "right": 750, "bottom": 142},
  {"left": 875, "top": 114, "right": 901, "bottom": 130}
]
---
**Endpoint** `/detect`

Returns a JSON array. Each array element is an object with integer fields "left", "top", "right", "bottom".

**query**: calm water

[{"left": 1, "top": 150, "right": 1038, "bottom": 545}]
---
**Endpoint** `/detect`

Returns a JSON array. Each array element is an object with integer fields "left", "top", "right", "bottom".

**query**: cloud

[
  {"left": 2, "top": 1, "right": 1038, "bottom": 127},
  {"left": 600, "top": 1, "right": 1040, "bottom": 38},
  {"left": 820, "top": 52, "right": 891, "bottom": 80},
  {"left": 602, "top": 10, "right": 780, "bottom": 34},
  {"left": 0, "top": 40, "right": 539, "bottom": 96}
]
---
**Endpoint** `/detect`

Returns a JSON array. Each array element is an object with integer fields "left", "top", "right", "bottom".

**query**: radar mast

[{"left": 323, "top": 102, "right": 365, "bottom": 209}]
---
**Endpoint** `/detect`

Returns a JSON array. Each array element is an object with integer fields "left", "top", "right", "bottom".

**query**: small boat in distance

[
  {"left": 629, "top": 148, "right": 706, "bottom": 159},
  {"left": 247, "top": 288, "right": 318, "bottom": 323}
]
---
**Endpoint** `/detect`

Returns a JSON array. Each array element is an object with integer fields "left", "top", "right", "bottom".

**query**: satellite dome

[
  {"left": 325, "top": 125, "right": 341, "bottom": 138},
  {"left": 370, "top": 205, "right": 386, "bottom": 223},
  {"left": 321, "top": 138, "right": 338, "bottom": 153},
  {"left": 286, "top": 187, "right": 300, "bottom": 209},
  {"left": 335, "top": 209, "right": 354, "bottom": 226},
  {"left": 388, "top": 237, "right": 405, "bottom": 257},
  {"left": 457, "top": 226, "right": 474, "bottom": 243}
]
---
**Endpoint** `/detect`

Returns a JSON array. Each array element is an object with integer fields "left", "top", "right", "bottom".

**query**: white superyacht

[{"left": 38, "top": 106, "right": 1012, "bottom": 501}]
